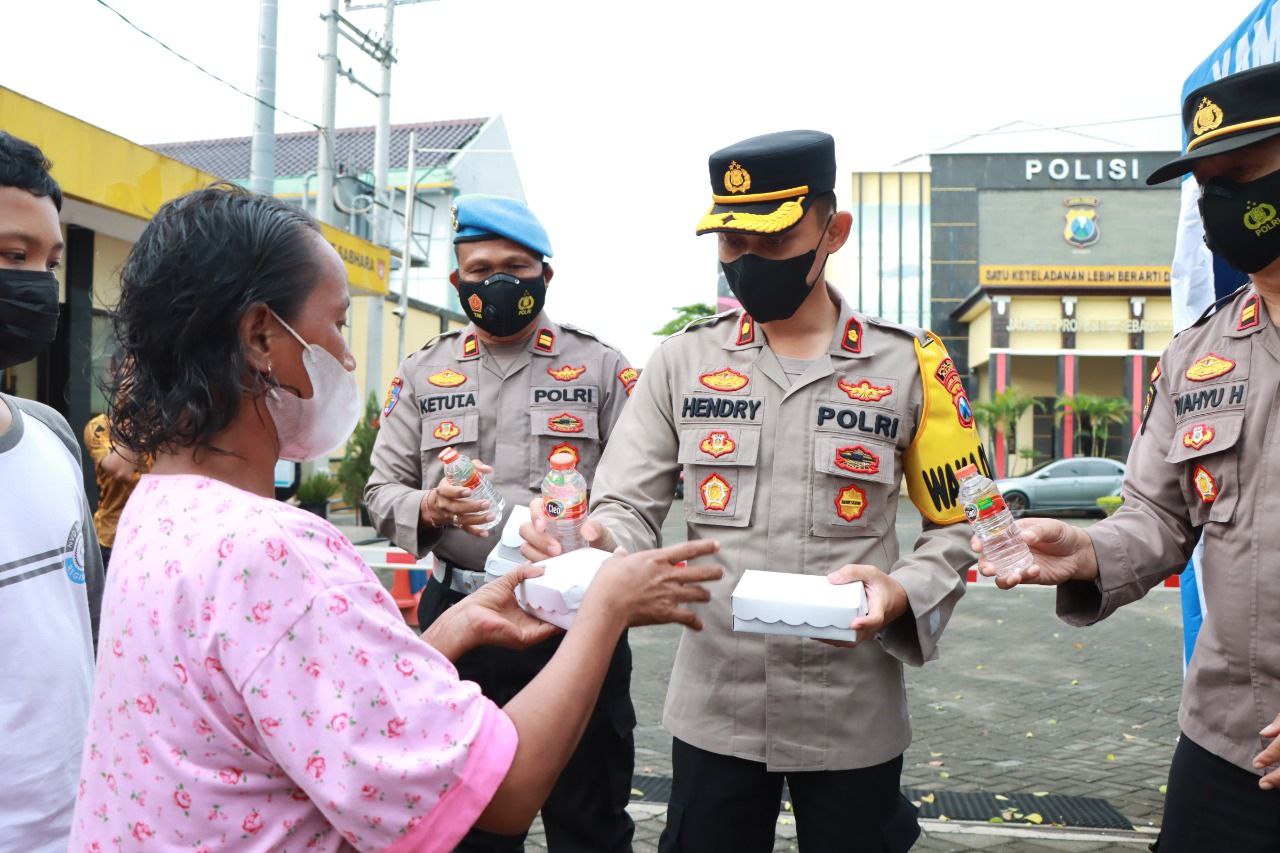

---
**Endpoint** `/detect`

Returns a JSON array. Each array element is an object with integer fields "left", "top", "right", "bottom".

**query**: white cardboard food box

[
  {"left": 731, "top": 570, "right": 868, "bottom": 642},
  {"left": 515, "top": 547, "right": 613, "bottom": 630},
  {"left": 484, "top": 504, "right": 532, "bottom": 581}
]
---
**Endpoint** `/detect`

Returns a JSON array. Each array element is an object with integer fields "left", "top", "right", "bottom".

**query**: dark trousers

[
  {"left": 418, "top": 577, "right": 636, "bottom": 853},
  {"left": 1153, "top": 732, "right": 1280, "bottom": 853},
  {"left": 658, "top": 738, "right": 920, "bottom": 853}
]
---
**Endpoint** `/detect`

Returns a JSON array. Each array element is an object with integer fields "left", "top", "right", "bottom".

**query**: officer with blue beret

[{"left": 366, "top": 194, "right": 639, "bottom": 852}]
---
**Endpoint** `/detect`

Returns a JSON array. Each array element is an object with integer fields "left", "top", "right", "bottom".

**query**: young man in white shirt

[{"left": 0, "top": 130, "right": 104, "bottom": 853}]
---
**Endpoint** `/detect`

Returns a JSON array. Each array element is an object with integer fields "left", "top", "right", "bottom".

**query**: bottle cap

[
  {"left": 549, "top": 451, "right": 577, "bottom": 471},
  {"left": 439, "top": 447, "right": 459, "bottom": 464},
  {"left": 956, "top": 464, "right": 978, "bottom": 478}
]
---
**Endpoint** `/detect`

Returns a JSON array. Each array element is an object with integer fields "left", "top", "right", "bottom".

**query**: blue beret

[{"left": 451, "top": 194, "right": 552, "bottom": 258}]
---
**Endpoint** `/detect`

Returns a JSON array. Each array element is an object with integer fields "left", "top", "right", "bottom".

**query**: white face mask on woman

[{"left": 265, "top": 309, "right": 361, "bottom": 462}]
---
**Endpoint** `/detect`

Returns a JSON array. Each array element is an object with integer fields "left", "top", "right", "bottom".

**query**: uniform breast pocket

[
  {"left": 677, "top": 426, "right": 761, "bottom": 527},
  {"left": 420, "top": 410, "right": 480, "bottom": 484},
  {"left": 528, "top": 407, "right": 602, "bottom": 488},
  {"left": 1165, "top": 413, "right": 1242, "bottom": 526},
  {"left": 808, "top": 433, "right": 898, "bottom": 537}
]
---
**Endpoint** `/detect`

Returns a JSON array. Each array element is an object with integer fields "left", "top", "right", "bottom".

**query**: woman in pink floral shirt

[{"left": 71, "top": 186, "right": 721, "bottom": 852}]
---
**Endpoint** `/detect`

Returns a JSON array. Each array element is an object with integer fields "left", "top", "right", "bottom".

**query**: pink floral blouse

[{"left": 70, "top": 474, "right": 517, "bottom": 852}]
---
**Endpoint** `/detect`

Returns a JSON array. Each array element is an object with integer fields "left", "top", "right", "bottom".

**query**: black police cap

[
  {"left": 695, "top": 130, "right": 836, "bottom": 236},
  {"left": 1148, "top": 63, "right": 1280, "bottom": 185}
]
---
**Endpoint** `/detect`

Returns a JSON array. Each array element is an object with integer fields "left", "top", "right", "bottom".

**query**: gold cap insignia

[
  {"left": 1192, "top": 97, "right": 1223, "bottom": 137},
  {"left": 723, "top": 161, "right": 751, "bottom": 194},
  {"left": 450, "top": 204, "right": 459, "bottom": 232}
]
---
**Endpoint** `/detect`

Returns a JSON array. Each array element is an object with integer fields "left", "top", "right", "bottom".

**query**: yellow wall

[
  {"left": 969, "top": 305, "right": 991, "bottom": 368},
  {"left": 348, "top": 298, "right": 467, "bottom": 403},
  {"left": 1008, "top": 297, "right": 1062, "bottom": 351},
  {"left": 1077, "top": 356, "right": 1124, "bottom": 397},
  {"left": 1008, "top": 356, "right": 1058, "bottom": 455},
  {"left": 1074, "top": 297, "right": 1131, "bottom": 352},
  {"left": 1143, "top": 297, "right": 1174, "bottom": 352}
]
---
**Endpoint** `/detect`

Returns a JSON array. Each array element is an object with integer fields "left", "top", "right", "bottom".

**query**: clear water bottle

[
  {"left": 541, "top": 451, "right": 588, "bottom": 553},
  {"left": 957, "top": 464, "right": 1034, "bottom": 577},
  {"left": 438, "top": 447, "right": 504, "bottom": 531}
]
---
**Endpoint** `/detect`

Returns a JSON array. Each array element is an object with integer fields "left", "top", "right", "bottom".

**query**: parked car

[{"left": 996, "top": 456, "right": 1126, "bottom": 516}]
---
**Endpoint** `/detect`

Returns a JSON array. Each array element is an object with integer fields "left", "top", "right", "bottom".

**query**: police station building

[{"left": 839, "top": 136, "right": 1182, "bottom": 477}]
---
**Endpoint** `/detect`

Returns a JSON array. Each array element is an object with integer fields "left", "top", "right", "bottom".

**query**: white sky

[{"left": 0, "top": 0, "right": 1258, "bottom": 364}]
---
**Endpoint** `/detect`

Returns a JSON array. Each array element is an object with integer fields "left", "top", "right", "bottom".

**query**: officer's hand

[
  {"left": 423, "top": 564, "right": 562, "bottom": 660},
  {"left": 972, "top": 518, "right": 1099, "bottom": 590},
  {"left": 818, "top": 564, "right": 909, "bottom": 648},
  {"left": 518, "top": 497, "right": 618, "bottom": 561},
  {"left": 421, "top": 459, "right": 497, "bottom": 537},
  {"left": 1255, "top": 711, "right": 1280, "bottom": 789},
  {"left": 584, "top": 539, "right": 723, "bottom": 631}
]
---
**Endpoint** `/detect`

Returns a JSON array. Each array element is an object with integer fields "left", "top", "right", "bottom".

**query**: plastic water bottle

[
  {"left": 439, "top": 447, "right": 504, "bottom": 531},
  {"left": 541, "top": 451, "right": 588, "bottom": 553},
  {"left": 957, "top": 464, "right": 1034, "bottom": 577}
]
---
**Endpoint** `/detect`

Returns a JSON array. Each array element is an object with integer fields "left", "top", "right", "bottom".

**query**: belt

[{"left": 433, "top": 559, "right": 487, "bottom": 596}]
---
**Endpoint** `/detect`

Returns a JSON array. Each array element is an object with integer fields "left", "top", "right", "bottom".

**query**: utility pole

[
  {"left": 366, "top": 0, "right": 395, "bottom": 401},
  {"left": 248, "top": 0, "right": 279, "bottom": 195},
  {"left": 316, "top": 0, "right": 340, "bottom": 224},
  {"left": 397, "top": 130, "right": 417, "bottom": 364}
]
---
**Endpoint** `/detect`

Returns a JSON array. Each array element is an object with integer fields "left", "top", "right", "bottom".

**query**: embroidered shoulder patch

[
  {"left": 1238, "top": 295, "right": 1260, "bottom": 331},
  {"left": 841, "top": 317, "right": 863, "bottom": 354},
  {"left": 382, "top": 377, "right": 404, "bottom": 417}
]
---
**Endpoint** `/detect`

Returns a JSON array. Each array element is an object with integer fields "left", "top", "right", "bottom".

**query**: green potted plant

[
  {"left": 338, "top": 393, "right": 381, "bottom": 526},
  {"left": 297, "top": 472, "right": 338, "bottom": 518}
]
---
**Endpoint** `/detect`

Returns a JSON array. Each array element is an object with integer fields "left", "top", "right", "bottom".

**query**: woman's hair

[{"left": 110, "top": 183, "right": 322, "bottom": 456}]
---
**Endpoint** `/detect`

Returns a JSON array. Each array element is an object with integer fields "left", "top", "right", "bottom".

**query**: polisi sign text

[{"left": 1025, "top": 158, "right": 1140, "bottom": 182}]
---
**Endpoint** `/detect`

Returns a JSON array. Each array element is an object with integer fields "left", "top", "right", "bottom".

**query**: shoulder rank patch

[
  {"left": 736, "top": 314, "right": 755, "bottom": 346},
  {"left": 547, "top": 412, "right": 583, "bottom": 433},
  {"left": 1239, "top": 295, "right": 1260, "bottom": 330},
  {"left": 835, "top": 444, "right": 880, "bottom": 475},
  {"left": 428, "top": 368, "right": 467, "bottom": 388},
  {"left": 699, "top": 430, "right": 736, "bottom": 458},
  {"left": 700, "top": 367, "right": 749, "bottom": 392},
  {"left": 548, "top": 442, "right": 580, "bottom": 468},
  {"left": 699, "top": 473, "right": 732, "bottom": 511},
  {"left": 841, "top": 317, "right": 863, "bottom": 354},
  {"left": 1185, "top": 353, "right": 1236, "bottom": 382},
  {"left": 462, "top": 333, "right": 479, "bottom": 358},
  {"left": 1183, "top": 424, "right": 1215, "bottom": 451},
  {"left": 535, "top": 329, "right": 555, "bottom": 353},
  {"left": 382, "top": 377, "right": 404, "bottom": 418},
  {"left": 834, "top": 483, "right": 868, "bottom": 521},
  {"left": 433, "top": 420, "right": 460, "bottom": 442},
  {"left": 933, "top": 357, "right": 974, "bottom": 428},
  {"left": 548, "top": 364, "right": 586, "bottom": 382},
  {"left": 618, "top": 367, "right": 639, "bottom": 395},
  {"left": 1192, "top": 464, "right": 1218, "bottom": 504},
  {"left": 837, "top": 378, "right": 892, "bottom": 402}
]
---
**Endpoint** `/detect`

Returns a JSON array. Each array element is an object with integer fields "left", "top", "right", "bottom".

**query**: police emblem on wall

[{"left": 1063, "top": 197, "right": 1100, "bottom": 248}]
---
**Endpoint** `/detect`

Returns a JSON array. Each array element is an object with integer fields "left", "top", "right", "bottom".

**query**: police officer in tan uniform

[
  {"left": 974, "top": 64, "right": 1280, "bottom": 851},
  {"left": 522, "top": 131, "right": 989, "bottom": 852},
  {"left": 365, "top": 194, "right": 637, "bottom": 852}
]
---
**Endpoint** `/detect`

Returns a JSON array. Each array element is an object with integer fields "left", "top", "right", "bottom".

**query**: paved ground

[{"left": 342, "top": 498, "right": 1184, "bottom": 851}]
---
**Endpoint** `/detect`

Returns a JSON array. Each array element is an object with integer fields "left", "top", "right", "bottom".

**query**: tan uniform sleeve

[
  {"left": 363, "top": 360, "right": 443, "bottom": 558},
  {"left": 597, "top": 348, "right": 633, "bottom": 443},
  {"left": 1057, "top": 360, "right": 1197, "bottom": 625},
  {"left": 881, "top": 335, "right": 983, "bottom": 667},
  {"left": 587, "top": 344, "right": 679, "bottom": 553}
]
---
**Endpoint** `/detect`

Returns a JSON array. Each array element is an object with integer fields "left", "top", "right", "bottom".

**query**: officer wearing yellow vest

[
  {"left": 974, "top": 63, "right": 1280, "bottom": 852},
  {"left": 522, "top": 131, "right": 988, "bottom": 852},
  {"left": 365, "top": 194, "right": 637, "bottom": 852}
]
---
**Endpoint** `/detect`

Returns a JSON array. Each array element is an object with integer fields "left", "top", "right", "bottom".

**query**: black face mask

[
  {"left": 1199, "top": 167, "right": 1280, "bottom": 274},
  {"left": 720, "top": 217, "right": 833, "bottom": 322},
  {"left": 0, "top": 269, "right": 60, "bottom": 369},
  {"left": 456, "top": 271, "right": 546, "bottom": 337}
]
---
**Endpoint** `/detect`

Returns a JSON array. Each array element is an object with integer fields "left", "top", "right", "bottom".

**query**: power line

[
  {"left": 92, "top": 0, "right": 321, "bottom": 130},
  {"left": 894, "top": 113, "right": 1181, "bottom": 165}
]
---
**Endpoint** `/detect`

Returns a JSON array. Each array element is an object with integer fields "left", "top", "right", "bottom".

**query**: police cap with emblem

[
  {"left": 452, "top": 193, "right": 553, "bottom": 258},
  {"left": 695, "top": 130, "right": 836, "bottom": 236},
  {"left": 1147, "top": 63, "right": 1280, "bottom": 185}
]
